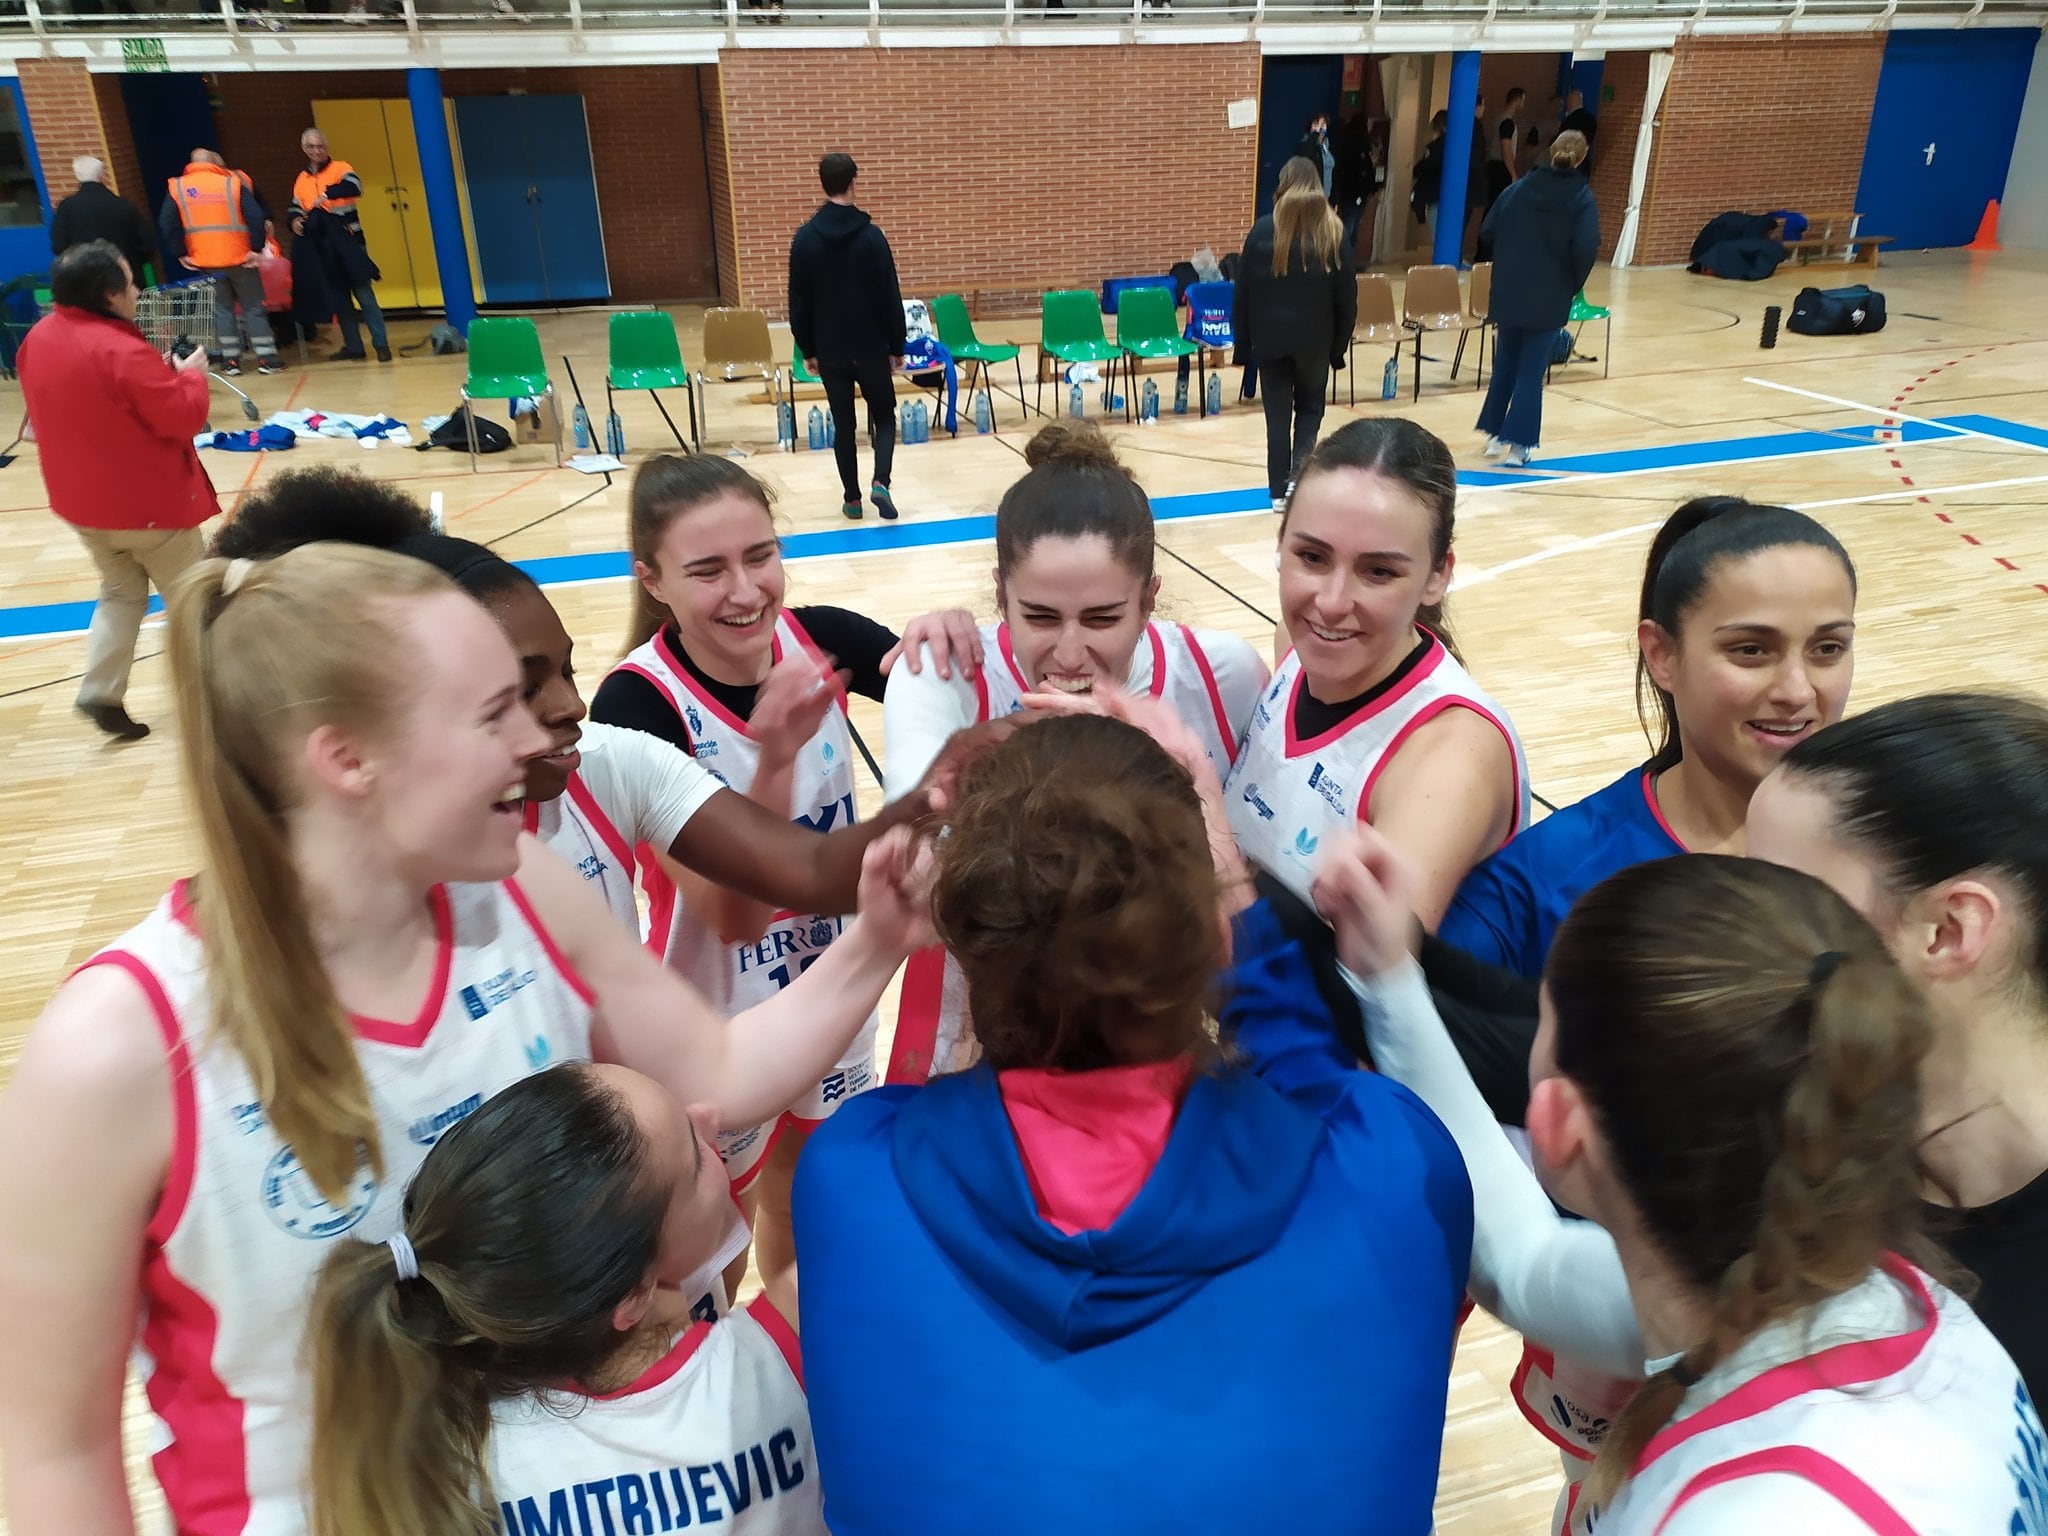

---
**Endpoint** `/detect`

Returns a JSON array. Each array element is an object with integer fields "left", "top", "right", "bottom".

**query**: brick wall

[
  {"left": 212, "top": 65, "right": 720, "bottom": 302},
  {"left": 1588, "top": 51, "right": 1648, "bottom": 258},
  {"left": 18, "top": 59, "right": 113, "bottom": 206},
  {"left": 90, "top": 76, "right": 145, "bottom": 203},
  {"left": 703, "top": 63, "right": 739, "bottom": 307},
  {"left": 1635, "top": 36, "right": 1883, "bottom": 265},
  {"left": 713, "top": 43, "right": 1262, "bottom": 317}
]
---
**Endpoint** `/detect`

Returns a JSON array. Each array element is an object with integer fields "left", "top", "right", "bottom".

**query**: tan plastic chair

[
  {"left": 1401, "top": 265, "right": 1480, "bottom": 401},
  {"left": 1334, "top": 272, "right": 1412, "bottom": 406},
  {"left": 695, "top": 307, "right": 784, "bottom": 448},
  {"left": 1451, "top": 262, "right": 1493, "bottom": 389}
]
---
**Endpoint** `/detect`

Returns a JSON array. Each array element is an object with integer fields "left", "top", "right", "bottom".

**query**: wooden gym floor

[{"left": 1, "top": 249, "right": 2045, "bottom": 1533}]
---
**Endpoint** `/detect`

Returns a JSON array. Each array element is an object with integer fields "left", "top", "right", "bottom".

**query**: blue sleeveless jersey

[
  {"left": 793, "top": 902, "right": 1472, "bottom": 1536},
  {"left": 1438, "top": 765, "right": 1687, "bottom": 980}
]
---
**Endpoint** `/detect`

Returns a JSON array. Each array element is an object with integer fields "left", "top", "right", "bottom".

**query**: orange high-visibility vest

[
  {"left": 168, "top": 162, "right": 255, "bottom": 269},
  {"left": 293, "top": 159, "right": 358, "bottom": 218}
]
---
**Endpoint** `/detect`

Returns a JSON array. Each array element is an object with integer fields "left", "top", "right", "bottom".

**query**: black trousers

[
  {"left": 817, "top": 355, "right": 896, "bottom": 503},
  {"left": 1259, "top": 353, "right": 1330, "bottom": 499}
]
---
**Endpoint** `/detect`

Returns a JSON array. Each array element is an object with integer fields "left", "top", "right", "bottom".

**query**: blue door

[
  {"left": 455, "top": 96, "right": 547, "bottom": 305},
  {"left": 1854, "top": 29, "right": 2037, "bottom": 250},
  {"left": 1257, "top": 56, "right": 1344, "bottom": 217},
  {"left": 519, "top": 94, "right": 609, "bottom": 302},
  {"left": 120, "top": 74, "right": 219, "bottom": 232}
]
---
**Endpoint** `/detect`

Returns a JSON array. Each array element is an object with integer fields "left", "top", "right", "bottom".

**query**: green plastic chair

[
  {"left": 461, "top": 317, "right": 558, "bottom": 471},
  {"left": 607, "top": 311, "right": 697, "bottom": 452},
  {"left": 1037, "top": 289, "right": 1120, "bottom": 417},
  {"left": 1113, "top": 287, "right": 1200, "bottom": 422},
  {"left": 1556, "top": 290, "right": 1612, "bottom": 380},
  {"left": 933, "top": 293, "right": 1025, "bottom": 425}
]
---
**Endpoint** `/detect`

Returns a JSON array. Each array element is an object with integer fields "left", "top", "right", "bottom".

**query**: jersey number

[{"left": 767, "top": 954, "right": 820, "bottom": 990}]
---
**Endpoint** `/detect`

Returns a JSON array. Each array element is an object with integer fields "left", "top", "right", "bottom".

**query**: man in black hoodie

[{"left": 789, "top": 153, "right": 907, "bottom": 522}]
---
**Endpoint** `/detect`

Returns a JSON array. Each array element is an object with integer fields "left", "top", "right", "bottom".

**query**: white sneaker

[
  {"left": 1483, "top": 436, "right": 1509, "bottom": 459},
  {"left": 1271, "top": 496, "right": 1287, "bottom": 513},
  {"left": 1501, "top": 444, "right": 1531, "bottom": 467}
]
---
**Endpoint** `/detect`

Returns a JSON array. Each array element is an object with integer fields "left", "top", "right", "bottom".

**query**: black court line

[
  {"left": 485, "top": 480, "right": 614, "bottom": 550},
  {"left": 1, "top": 658, "right": 123, "bottom": 701},
  {"left": 1156, "top": 538, "right": 1277, "bottom": 627}
]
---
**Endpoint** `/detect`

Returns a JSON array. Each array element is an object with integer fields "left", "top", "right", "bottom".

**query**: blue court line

[{"left": 0, "top": 414, "right": 2033, "bottom": 643}]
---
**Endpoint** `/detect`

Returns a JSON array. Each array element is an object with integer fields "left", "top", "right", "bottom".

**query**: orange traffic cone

[{"left": 1967, "top": 199, "right": 2002, "bottom": 252}]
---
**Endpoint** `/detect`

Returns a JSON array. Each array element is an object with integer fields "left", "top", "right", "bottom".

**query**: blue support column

[
  {"left": 1434, "top": 50, "right": 1481, "bottom": 268},
  {"left": 406, "top": 67, "right": 477, "bottom": 334}
]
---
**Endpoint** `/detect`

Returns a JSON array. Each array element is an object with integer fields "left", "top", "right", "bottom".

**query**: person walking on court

[
  {"left": 789, "top": 152, "right": 906, "bottom": 523},
  {"left": 1473, "top": 129, "right": 1596, "bottom": 467},
  {"left": 1234, "top": 157, "right": 1356, "bottom": 510},
  {"left": 48, "top": 157, "right": 155, "bottom": 284},
  {"left": 292, "top": 127, "right": 389, "bottom": 363},
  {"left": 15, "top": 241, "right": 217, "bottom": 741},
  {"left": 159, "top": 149, "right": 283, "bottom": 378}
]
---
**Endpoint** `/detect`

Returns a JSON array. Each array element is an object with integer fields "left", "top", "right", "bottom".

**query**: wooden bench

[{"left": 1782, "top": 211, "right": 1893, "bottom": 270}]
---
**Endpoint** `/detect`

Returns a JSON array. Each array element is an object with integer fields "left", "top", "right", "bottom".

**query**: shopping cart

[{"left": 136, "top": 276, "right": 260, "bottom": 424}]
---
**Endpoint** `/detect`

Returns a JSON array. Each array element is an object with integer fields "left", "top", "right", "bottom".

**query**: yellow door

[
  {"left": 379, "top": 100, "right": 443, "bottom": 312},
  {"left": 310, "top": 98, "right": 443, "bottom": 312}
]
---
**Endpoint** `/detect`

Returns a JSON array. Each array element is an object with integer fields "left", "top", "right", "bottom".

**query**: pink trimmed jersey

[
  {"left": 89, "top": 879, "right": 597, "bottom": 1536},
  {"left": 1222, "top": 631, "right": 1529, "bottom": 907},
  {"left": 885, "top": 619, "right": 1259, "bottom": 1085},
  {"left": 488, "top": 1294, "right": 821, "bottom": 1536},
  {"left": 1588, "top": 1260, "right": 2045, "bottom": 1535},
  {"left": 610, "top": 614, "right": 876, "bottom": 1190}
]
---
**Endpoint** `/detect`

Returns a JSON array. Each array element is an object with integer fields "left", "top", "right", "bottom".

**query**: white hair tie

[
  {"left": 221, "top": 557, "right": 256, "bottom": 598},
  {"left": 385, "top": 1233, "right": 419, "bottom": 1283}
]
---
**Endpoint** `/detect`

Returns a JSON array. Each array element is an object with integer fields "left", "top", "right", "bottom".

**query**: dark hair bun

[{"left": 1023, "top": 421, "right": 1131, "bottom": 479}]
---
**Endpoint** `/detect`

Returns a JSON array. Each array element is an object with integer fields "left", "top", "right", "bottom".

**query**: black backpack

[
  {"left": 1787, "top": 285, "right": 1887, "bottom": 336},
  {"left": 417, "top": 405, "right": 512, "bottom": 453}
]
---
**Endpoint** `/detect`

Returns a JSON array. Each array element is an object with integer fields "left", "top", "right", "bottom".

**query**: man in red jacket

[{"left": 19, "top": 240, "right": 219, "bottom": 741}]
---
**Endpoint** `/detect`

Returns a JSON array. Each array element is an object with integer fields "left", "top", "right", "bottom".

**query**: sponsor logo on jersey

[
  {"left": 1241, "top": 782, "right": 1277, "bottom": 822},
  {"left": 232, "top": 1101, "right": 267, "bottom": 1136},
  {"left": 685, "top": 704, "right": 705, "bottom": 738},
  {"left": 1267, "top": 674, "right": 1287, "bottom": 703},
  {"left": 1292, "top": 827, "right": 1319, "bottom": 858},
  {"left": 793, "top": 791, "right": 855, "bottom": 836},
  {"left": 496, "top": 1430, "right": 808, "bottom": 1536},
  {"left": 717, "top": 1123, "right": 766, "bottom": 1162},
  {"left": 577, "top": 853, "right": 610, "bottom": 885},
  {"left": 734, "top": 913, "right": 844, "bottom": 976},
  {"left": 459, "top": 966, "right": 540, "bottom": 1021},
  {"left": 1307, "top": 761, "right": 1348, "bottom": 815},
  {"left": 526, "top": 1033, "right": 553, "bottom": 1071},
  {"left": 1254, "top": 696, "right": 1272, "bottom": 729},
  {"left": 408, "top": 1092, "right": 483, "bottom": 1147},
  {"left": 820, "top": 1061, "right": 872, "bottom": 1106},
  {"left": 821, "top": 740, "right": 835, "bottom": 764},
  {"left": 693, "top": 740, "right": 720, "bottom": 760},
  {"left": 260, "top": 1144, "right": 378, "bottom": 1240}
]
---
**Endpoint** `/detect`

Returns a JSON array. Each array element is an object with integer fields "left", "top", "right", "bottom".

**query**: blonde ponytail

[
  {"left": 167, "top": 545, "right": 454, "bottom": 1203},
  {"left": 1546, "top": 859, "right": 1937, "bottom": 1518}
]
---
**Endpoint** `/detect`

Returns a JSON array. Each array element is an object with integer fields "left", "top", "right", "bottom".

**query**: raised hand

[
  {"left": 881, "top": 606, "right": 983, "bottom": 681},
  {"left": 750, "top": 649, "right": 851, "bottom": 764},
  {"left": 856, "top": 824, "right": 937, "bottom": 955},
  {"left": 1310, "top": 824, "right": 1418, "bottom": 980}
]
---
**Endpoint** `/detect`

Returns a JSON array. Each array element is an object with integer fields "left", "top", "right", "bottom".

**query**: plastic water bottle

[
  {"left": 911, "top": 400, "right": 929, "bottom": 444},
  {"left": 1205, "top": 374, "right": 1222, "bottom": 418},
  {"left": 806, "top": 406, "right": 824, "bottom": 451},
  {"left": 1141, "top": 379, "right": 1159, "bottom": 422},
  {"left": 1069, "top": 383, "right": 1084, "bottom": 420},
  {"left": 775, "top": 398, "right": 795, "bottom": 450},
  {"left": 605, "top": 412, "right": 625, "bottom": 457},
  {"left": 571, "top": 402, "right": 591, "bottom": 451},
  {"left": 1381, "top": 353, "right": 1399, "bottom": 401},
  {"left": 974, "top": 390, "right": 992, "bottom": 434},
  {"left": 899, "top": 400, "right": 913, "bottom": 444},
  {"left": 825, "top": 410, "right": 836, "bottom": 447},
  {"left": 1174, "top": 373, "right": 1189, "bottom": 415}
]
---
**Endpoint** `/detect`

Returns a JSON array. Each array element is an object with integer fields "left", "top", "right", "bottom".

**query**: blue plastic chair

[{"left": 1182, "top": 280, "right": 1235, "bottom": 412}]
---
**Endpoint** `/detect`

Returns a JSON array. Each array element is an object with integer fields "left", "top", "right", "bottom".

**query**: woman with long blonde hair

[
  {"left": 0, "top": 542, "right": 931, "bottom": 1536},
  {"left": 1233, "top": 155, "right": 1357, "bottom": 510}
]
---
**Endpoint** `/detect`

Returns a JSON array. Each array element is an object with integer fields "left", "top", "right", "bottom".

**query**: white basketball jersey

[
  {"left": 610, "top": 615, "right": 876, "bottom": 1185},
  {"left": 1588, "top": 1262, "right": 2045, "bottom": 1535},
  {"left": 87, "top": 879, "right": 595, "bottom": 1536},
  {"left": 488, "top": 1295, "right": 822, "bottom": 1536},
  {"left": 1224, "top": 631, "right": 1529, "bottom": 906},
  {"left": 525, "top": 753, "right": 642, "bottom": 934},
  {"left": 885, "top": 619, "right": 1249, "bottom": 1085}
]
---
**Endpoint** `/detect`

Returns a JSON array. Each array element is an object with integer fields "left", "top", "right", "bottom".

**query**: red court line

[{"left": 1879, "top": 343, "right": 2036, "bottom": 594}]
